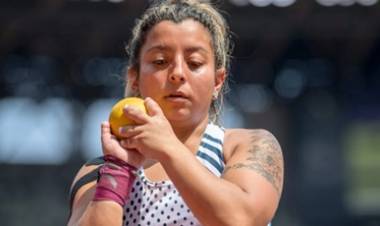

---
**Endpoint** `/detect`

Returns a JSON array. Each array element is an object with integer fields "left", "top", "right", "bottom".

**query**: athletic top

[
  {"left": 123, "top": 122, "right": 225, "bottom": 226},
  {"left": 69, "top": 123, "right": 272, "bottom": 226}
]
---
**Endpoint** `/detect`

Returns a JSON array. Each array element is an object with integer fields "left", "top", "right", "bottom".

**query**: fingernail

[
  {"left": 119, "top": 127, "right": 126, "bottom": 134},
  {"left": 119, "top": 125, "right": 133, "bottom": 134}
]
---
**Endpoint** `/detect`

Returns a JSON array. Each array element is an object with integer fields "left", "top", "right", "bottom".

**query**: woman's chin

[{"left": 164, "top": 109, "right": 192, "bottom": 122}]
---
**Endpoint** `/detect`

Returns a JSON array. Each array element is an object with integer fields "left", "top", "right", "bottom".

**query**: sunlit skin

[
  {"left": 68, "top": 18, "right": 283, "bottom": 226},
  {"left": 128, "top": 19, "right": 225, "bottom": 139}
]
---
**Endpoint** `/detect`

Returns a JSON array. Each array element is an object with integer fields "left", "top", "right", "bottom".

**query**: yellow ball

[{"left": 109, "top": 97, "right": 147, "bottom": 138}]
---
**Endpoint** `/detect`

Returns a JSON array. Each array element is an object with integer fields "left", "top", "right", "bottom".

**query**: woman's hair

[{"left": 125, "top": 0, "right": 233, "bottom": 123}]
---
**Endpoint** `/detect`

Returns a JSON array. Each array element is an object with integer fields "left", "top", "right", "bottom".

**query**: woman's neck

[{"left": 171, "top": 116, "right": 209, "bottom": 151}]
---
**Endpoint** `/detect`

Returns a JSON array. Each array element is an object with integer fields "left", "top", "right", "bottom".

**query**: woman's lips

[{"left": 165, "top": 94, "right": 189, "bottom": 103}]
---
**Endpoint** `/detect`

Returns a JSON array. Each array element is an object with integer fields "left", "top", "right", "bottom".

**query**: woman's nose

[{"left": 169, "top": 58, "right": 185, "bottom": 83}]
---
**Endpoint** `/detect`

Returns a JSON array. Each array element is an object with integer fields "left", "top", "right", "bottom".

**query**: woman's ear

[
  {"left": 214, "top": 68, "right": 226, "bottom": 95},
  {"left": 124, "top": 67, "right": 139, "bottom": 97}
]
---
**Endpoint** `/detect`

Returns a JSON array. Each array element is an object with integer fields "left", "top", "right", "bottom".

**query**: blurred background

[{"left": 0, "top": 0, "right": 379, "bottom": 225}]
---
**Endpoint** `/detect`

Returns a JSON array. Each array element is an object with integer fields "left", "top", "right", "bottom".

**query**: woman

[{"left": 68, "top": 1, "right": 284, "bottom": 226}]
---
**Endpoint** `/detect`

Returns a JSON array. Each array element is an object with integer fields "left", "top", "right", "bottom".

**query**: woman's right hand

[{"left": 101, "top": 121, "right": 144, "bottom": 168}]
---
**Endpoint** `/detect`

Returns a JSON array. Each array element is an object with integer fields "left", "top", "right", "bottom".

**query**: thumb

[{"left": 145, "top": 97, "right": 164, "bottom": 117}]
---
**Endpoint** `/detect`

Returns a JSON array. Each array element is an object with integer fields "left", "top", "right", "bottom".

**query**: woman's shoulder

[
  {"left": 224, "top": 128, "right": 276, "bottom": 140},
  {"left": 223, "top": 128, "right": 279, "bottom": 161}
]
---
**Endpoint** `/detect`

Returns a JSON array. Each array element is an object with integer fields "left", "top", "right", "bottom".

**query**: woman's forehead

[{"left": 141, "top": 19, "right": 213, "bottom": 53}]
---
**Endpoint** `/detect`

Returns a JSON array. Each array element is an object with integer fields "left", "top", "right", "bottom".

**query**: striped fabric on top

[{"left": 196, "top": 123, "right": 225, "bottom": 177}]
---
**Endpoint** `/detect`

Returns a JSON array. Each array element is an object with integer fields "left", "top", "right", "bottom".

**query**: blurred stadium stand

[{"left": 0, "top": 0, "right": 379, "bottom": 225}]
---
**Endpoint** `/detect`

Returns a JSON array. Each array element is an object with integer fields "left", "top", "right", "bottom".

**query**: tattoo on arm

[{"left": 224, "top": 130, "right": 284, "bottom": 194}]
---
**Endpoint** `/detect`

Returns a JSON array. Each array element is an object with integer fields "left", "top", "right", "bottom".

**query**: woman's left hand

[{"left": 118, "top": 97, "right": 182, "bottom": 161}]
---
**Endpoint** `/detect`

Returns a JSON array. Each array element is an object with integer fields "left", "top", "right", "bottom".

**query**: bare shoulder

[
  {"left": 223, "top": 128, "right": 284, "bottom": 194},
  {"left": 223, "top": 128, "right": 281, "bottom": 159},
  {"left": 68, "top": 164, "right": 100, "bottom": 225},
  {"left": 70, "top": 163, "right": 100, "bottom": 206},
  {"left": 71, "top": 164, "right": 99, "bottom": 188}
]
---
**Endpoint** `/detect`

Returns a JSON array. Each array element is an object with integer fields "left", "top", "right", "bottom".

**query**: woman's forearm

[
  {"left": 160, "top": 145, "right": 255, "bottom": 226},
  {"left": 71, "top": 201, "right": 123, "bottom": 226}
]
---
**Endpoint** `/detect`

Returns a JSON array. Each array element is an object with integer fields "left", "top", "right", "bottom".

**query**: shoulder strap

[{"left": 196, "top": 123, "right": 225, "bottom": 177}]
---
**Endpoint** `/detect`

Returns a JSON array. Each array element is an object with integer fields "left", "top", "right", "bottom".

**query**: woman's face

[{"left": 130, "top": 19, "right": 225, "bottom": 126}]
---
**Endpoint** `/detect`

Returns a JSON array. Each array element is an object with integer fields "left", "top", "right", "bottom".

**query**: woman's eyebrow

[
  {"left": 145, "top": 44, "right": 172, "bottom": 53},
  {"left": 185, "top": 46, "right": 209, "bottom": 55},
  {"left": 145, "top": 45, "right": 209, "bottom": 54}
]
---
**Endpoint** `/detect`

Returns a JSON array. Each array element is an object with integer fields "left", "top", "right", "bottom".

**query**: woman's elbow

[
  {"left": 203, "top": 207, "right": 270, "bottom": 226},
  {"left": 228, "top": 212, "right": 270, "bottom": 226}
]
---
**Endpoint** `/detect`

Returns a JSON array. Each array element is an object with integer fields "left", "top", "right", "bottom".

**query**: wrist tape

[{"left": 93, "top": 155, "right": 137, "bottom": 207}]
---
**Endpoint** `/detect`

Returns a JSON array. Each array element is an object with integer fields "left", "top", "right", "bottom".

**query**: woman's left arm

[
  {"left": 161, "top": 128, "right": 284, "bottom": 226},
  {"left": 121, "top": 98, "right": 284, "bottom": 226}
]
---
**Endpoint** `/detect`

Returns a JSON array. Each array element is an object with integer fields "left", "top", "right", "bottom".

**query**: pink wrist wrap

[{"left": 93, "top": 155, "right": 137, "bottom": 207}]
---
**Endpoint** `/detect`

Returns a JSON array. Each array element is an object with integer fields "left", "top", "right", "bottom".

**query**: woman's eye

[
  {"left": 188, "top": 61, "right": 202, "bottom": 69},
  {"left": 153, "top": 59, "right": 166, "bottom": 65}
]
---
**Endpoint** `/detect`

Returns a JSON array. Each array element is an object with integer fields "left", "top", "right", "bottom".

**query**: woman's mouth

[{"left": 165, "top": 92, "right": 189, "bottom": 102}]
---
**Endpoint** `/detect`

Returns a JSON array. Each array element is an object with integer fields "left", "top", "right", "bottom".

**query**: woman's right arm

[
  {"left": 67, "top": 164, "right": 124, "bottom": 226},
  {"left": 68, "top": 122, "right": 144, "bottom": 226}
]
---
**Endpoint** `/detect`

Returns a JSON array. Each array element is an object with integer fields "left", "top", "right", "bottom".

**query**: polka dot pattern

[
  {"left": 123, "top": 123, "right": 227, "bottom": 226},
  {"left": 123, "top": 123, "right": 271, "bottom": 226},
  {"left": 124, "top": 170, "right": 200, "bottom": 226}
]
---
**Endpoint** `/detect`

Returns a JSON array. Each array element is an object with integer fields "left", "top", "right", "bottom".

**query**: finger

[
  {"left": 120, "top": 138, "right": 138, "bottom": 150},
  {"left": 101, "top": 121, "right": 113, "bottom": 142},
  {"left": 123, "top": 105, "right": 149, "bottom": 124},
  {"left": 118, "top": 125, "right": 141, "bottom": 138},
  {"left": 101, "top": 121, "right": 111, "bottom": 133},
  {"left": 101, "top": 121, "right": 119, "bottom": 156},
  {"left": 145, "top": 97, "right": 164, "bottom": 117}
]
